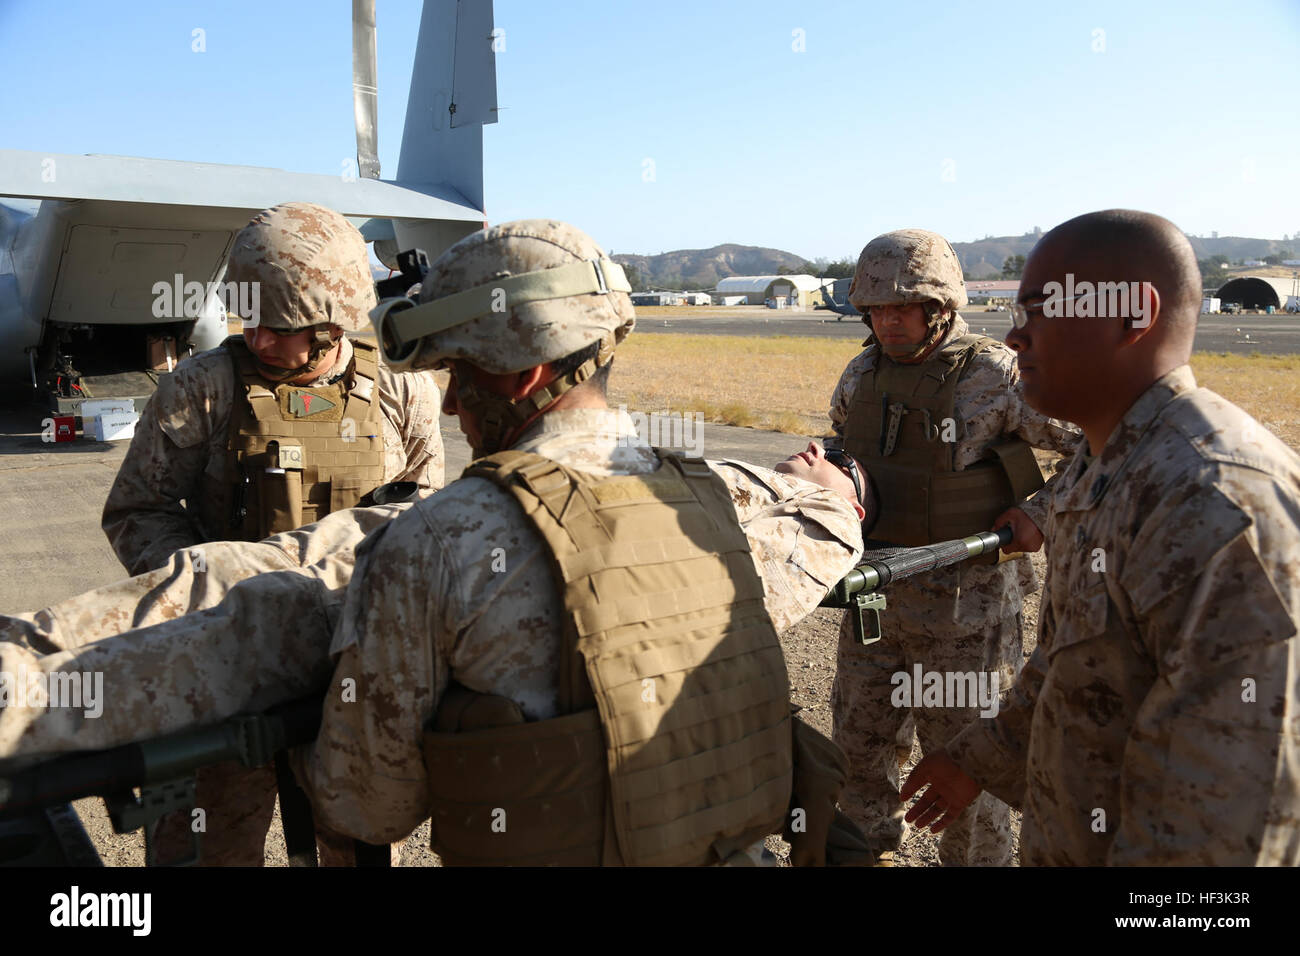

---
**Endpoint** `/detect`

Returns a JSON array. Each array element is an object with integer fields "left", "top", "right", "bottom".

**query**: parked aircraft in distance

[{"left": 818, "top": 280, "right": 861, "bottom": 319}]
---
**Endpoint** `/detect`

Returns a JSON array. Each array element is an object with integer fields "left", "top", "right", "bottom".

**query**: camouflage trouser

[
  {"left": 151, "top": 760, "right": 377, "bottom": 867},
  {"left": 831, "top": 603, "right": 1023, "bottom": 867}
]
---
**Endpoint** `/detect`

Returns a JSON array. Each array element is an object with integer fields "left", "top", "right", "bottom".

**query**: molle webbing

[
  {"left": 843, "top": 334, "right": 1043, "bottom": 545},
  {"left": 424, "top": 451, "right": 793, "bottom": 866},
  {"left": 424, "top": 703, "right": 609, "bottom": 866},
  {"left": 219, "top": 336, "right": 385, "bottom": 539}
]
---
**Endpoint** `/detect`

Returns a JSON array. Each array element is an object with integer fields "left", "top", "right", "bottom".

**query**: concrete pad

[{"left": 0, "top": 390, "right": 811, "bottom": 612}]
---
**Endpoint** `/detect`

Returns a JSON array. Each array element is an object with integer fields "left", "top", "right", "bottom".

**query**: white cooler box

[
  {"left": 90, "top": 411, "right": 139, "bottom": 442},
  {"left": 79, "top": 399, "right": 136, "bottom": 420}
]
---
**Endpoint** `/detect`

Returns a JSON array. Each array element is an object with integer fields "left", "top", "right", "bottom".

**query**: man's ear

[
  {"left": 1120, "top": 282, "right": 1160, "bottom": 346},
  {"left": 510, "top": 365, "right": 549, "bottom": 401},
  {"left": 852, "top": 500, "right": 867, "bottom": 521}
]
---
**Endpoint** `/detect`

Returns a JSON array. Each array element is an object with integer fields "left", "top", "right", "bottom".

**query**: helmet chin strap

[
  {"left": 456, "top": 337, "right": 614, "bottom": 457},
  {"left": 252, "top": 327, "right": 340, "bottom": 383}
]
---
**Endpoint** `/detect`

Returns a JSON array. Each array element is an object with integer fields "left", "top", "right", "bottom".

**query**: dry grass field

[
  {"left": 1186, "top": 353, "right": 1300, "bottom": 449},
  {"left": 607, "top": 333, "right": 1300, "bottom": 451},
  {"left": 228, "top": 316, "right": 1300, "bottom": 450},
  {"left": 610, "top": 333, "right": 860, "bottom": 437}
]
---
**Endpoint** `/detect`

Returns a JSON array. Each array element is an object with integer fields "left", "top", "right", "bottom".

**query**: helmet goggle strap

[
  {"left": 368, "top": 256, "right": 630, "bottom": 454},
  {"left": 454, "top": 334, "right": 615, "bottom": 457},
  {"left": 372, "top": 257, "right": 631, "bottom": 371}
]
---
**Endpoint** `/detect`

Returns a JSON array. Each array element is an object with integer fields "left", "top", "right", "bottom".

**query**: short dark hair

[{"left": 550, "top": 340, "right": 611, "bottom": 394}]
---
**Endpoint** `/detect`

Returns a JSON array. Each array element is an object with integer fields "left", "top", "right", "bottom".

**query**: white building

[
  {"left": 714, "top": 275, "right": 827, "bottom": 309},
  {"left": 964, "top": 280, "right": 1021, "bottom": 304},
  {"left": 631, "top": 291, "right": 684, "bottom": 306}
]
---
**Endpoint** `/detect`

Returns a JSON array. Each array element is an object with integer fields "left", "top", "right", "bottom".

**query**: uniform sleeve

[
  {"left": 100, "top": 371, "right": 216, "bottom": 575},
  {"left": 0, "top": 547, "right": 351, "bottom": 766},
  {"left": 1106, "top": 486, "right": 1299, "bottom": 865},
  {"left": 713, "top": 462, "right": 864, "bottom": 633},
  {"left": 379, "top": 369, "right": 445, "bottom": 493},
  {"left": 943, "top": 636, "right": 1045, "bottom": 809},
  {"left": 742, "top": 487, "right": 863, "bottom": 633},
  {"left": 295, "top": 510, "right": 455, "bottom": 843},
  {"left": 824, "top": 350, "right": 872, "bottom": 452},
  {"left": 2, "top": 541, "right": 295, "bottom": 654},
  {"left": 1015, "top": 465, "right": 1066, "bottom": 531}
]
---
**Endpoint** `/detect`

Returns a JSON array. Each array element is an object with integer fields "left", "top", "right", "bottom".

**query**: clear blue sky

[{"left": 2, "top": 0, "right": 1297, "bottom": 259}]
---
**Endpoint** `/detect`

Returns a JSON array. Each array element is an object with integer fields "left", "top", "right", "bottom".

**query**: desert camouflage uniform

[
  {"left": 824, "top": 315, "right": 1082, "bottom": 866},
  {"left": 0, "top": 503, "right": 403, "bottom": 767},
  {"left": 98, "top": 201, "right": 443, "bottom": 865},
  {"left": 0, "top": 502, "right": 406, "bottom": 863},
  {"left": 108, "top": 411, "right": 427, "bottom": 865},
  {"left": 290, "top": 406, "right": 864, "bottom": 844},
  {"left": 944, "top": 366, "right": 1300, "bottom": 865},
  {"left": 0, "top": 413, "right": 861, "bottom": 785},
  {"left": 102, "top": 335, "right": 444, "bottom": 576}
]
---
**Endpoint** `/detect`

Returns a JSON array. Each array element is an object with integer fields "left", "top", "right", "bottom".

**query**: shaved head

[
  {"left": 1007, "top": 209, "right": 1204, "bottom": 453},
  {"left": 1034, "top": 209, "right": 1203, "bottom": 354}
]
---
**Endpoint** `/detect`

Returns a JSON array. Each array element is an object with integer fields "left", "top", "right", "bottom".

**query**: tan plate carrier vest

[
  {"left": 422, "top": 450, "right": 794, "bottom": 866},
  {"left": 843, "top": 333, "right": 1045, "bottom": 547},
  {"left": 218, "top": 336, "right": 385, "bottom": 540}
]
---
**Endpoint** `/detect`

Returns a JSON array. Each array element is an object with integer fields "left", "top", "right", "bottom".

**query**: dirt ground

[{"left": 764, "top": 548, "right": 1044, "bottom": 867}]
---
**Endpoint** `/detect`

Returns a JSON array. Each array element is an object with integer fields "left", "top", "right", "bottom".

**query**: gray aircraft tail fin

[{"left": 395, "top": 0, "right": 498, "bottom": 213}]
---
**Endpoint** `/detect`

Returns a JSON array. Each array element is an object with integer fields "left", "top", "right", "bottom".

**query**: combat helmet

[
  {"left": 848, "top": 229, "right": 967, "bottom": 360},
  {"left": 848, "top": 229, "right": 967, "bottom": 313},
  {"left": 225, "top": 201, "right": 376, "bottom": 379},
  {"left": 371, "top": 219, "right": 634, "bottom": 454}
]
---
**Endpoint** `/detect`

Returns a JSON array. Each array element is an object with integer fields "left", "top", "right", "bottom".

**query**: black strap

[
  {"left": 353, "top": 841, "right": 392, "bottom": 867},
  {"left": 273, "top": 750, "right": 319, "bottom": 867}
]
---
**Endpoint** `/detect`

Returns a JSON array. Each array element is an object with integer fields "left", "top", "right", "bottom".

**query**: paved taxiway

[{"left": 637, "top": 307, "right": 1300, "bottom": 354}]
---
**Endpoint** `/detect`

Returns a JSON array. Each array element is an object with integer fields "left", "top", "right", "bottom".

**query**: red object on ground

[{"left": 52, "top": 416, "right": 75, "bottom": 442}]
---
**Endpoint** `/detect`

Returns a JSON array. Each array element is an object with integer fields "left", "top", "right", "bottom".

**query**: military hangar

[
  {"left": 715, "top": 275, "right": 827, "bottom": 308},
  {"left": 1216, "top": 275, "right": 1298, "bottom": 310}
]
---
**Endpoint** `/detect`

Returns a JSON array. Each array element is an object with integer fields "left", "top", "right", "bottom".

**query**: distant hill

[
  {"left": 612, "top": 244, "right": 810, "bottom": 291},
  {"left": 953, "top": 233, "right": 1298, "bottom": 279},
  {"left": 613, "top": 235, "right": 1298, "bottom": 289}
]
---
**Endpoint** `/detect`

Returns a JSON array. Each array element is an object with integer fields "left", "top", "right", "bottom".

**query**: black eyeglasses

[
  {"left": 824, "top": 448, "right": 865, "bottom": 506},
  {"left": 1010, "top": 290, "right": 1094, "bottom": 329}
]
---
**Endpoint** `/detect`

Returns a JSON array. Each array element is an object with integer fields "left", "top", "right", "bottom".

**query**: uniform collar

[
  {"left": 511, "top": 407, "right": 660, "bottom": 477},
  {"left": 940, "top": 313, "right": 970, "bottom": 345},
  {"left": 1056, "top": 365, "right": 1198, "bottom": 512}
]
